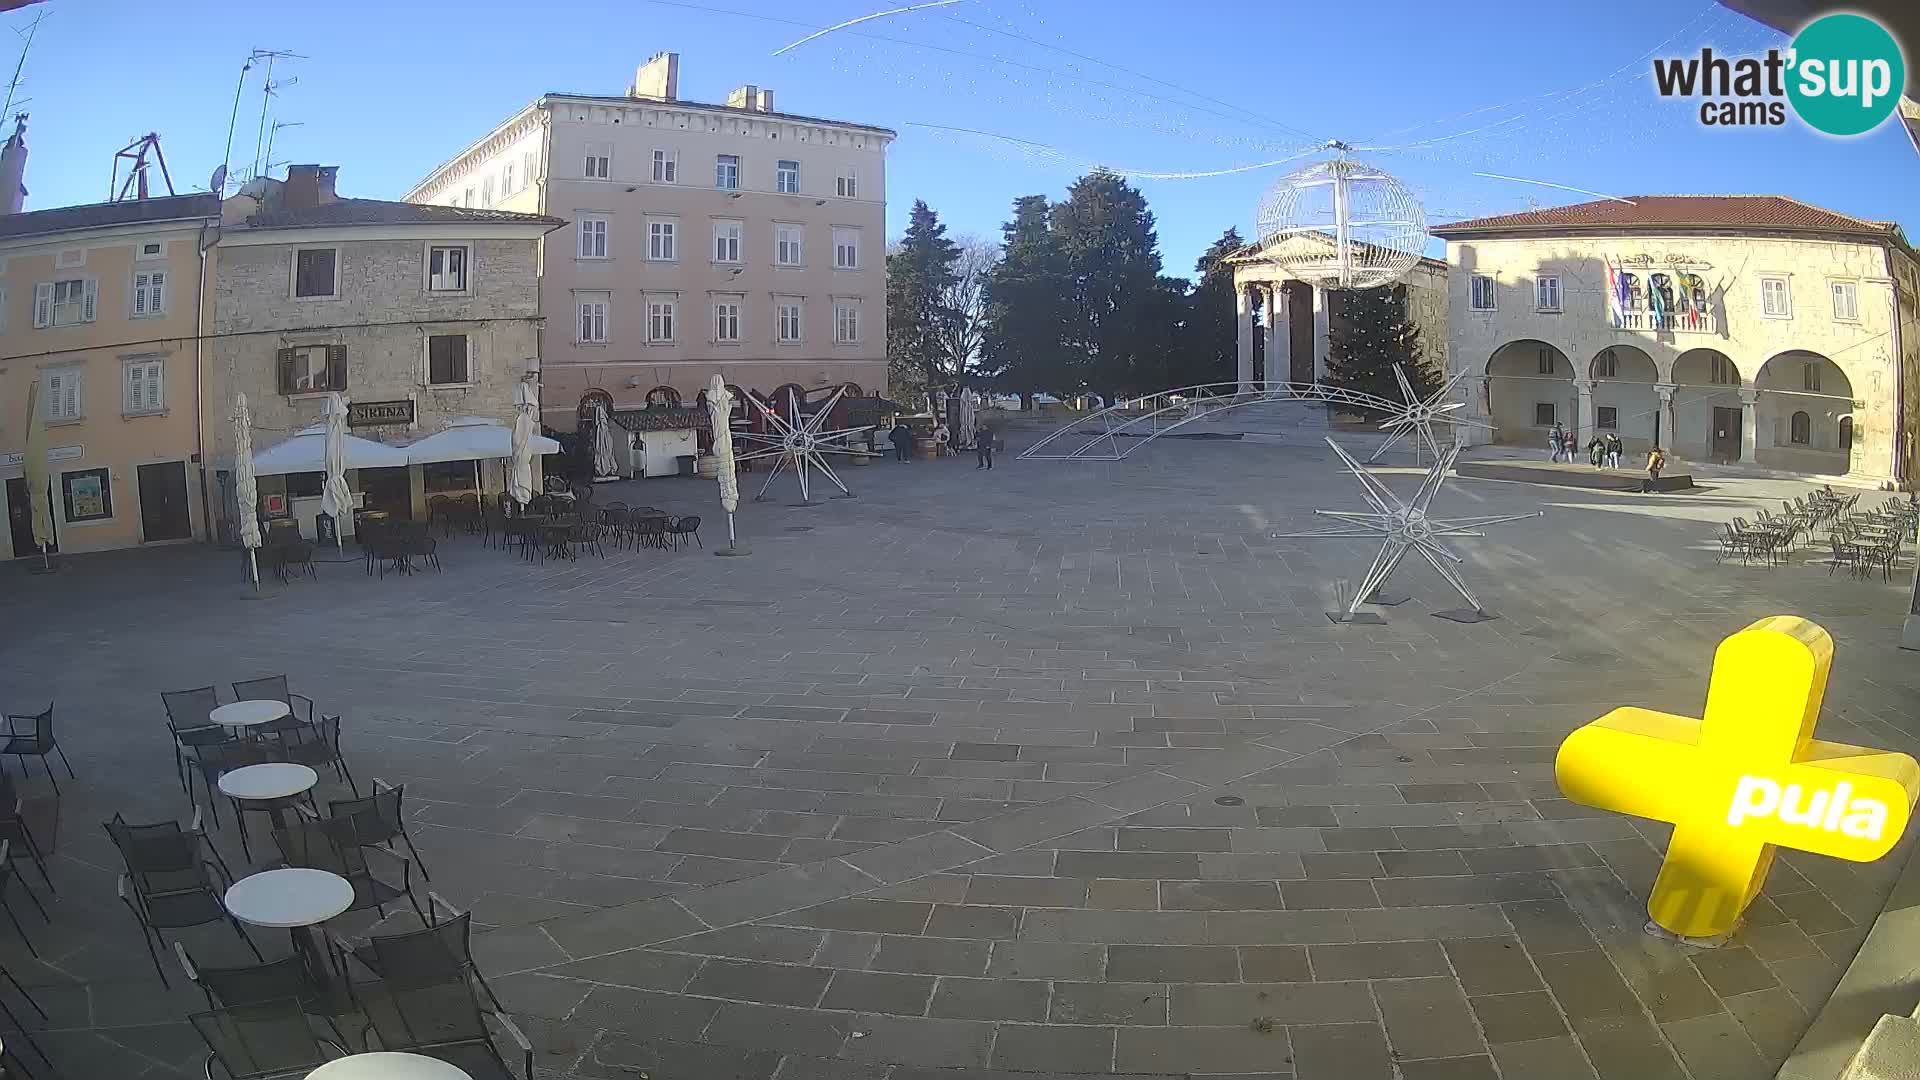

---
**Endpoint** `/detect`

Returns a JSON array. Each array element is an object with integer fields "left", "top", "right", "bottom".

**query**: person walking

[
  {"left": 1605, "top": 432, "right": 1624, "bottom": 469},
  {"left": 889, "top": 422, "right": 914, "bottom": 463},
  {"left": 1549, "top": 422, "right": 1567, "bottom": 463},
  {"left": 975, "top": 420, "right": 996, "bottom": 469},
  {"left": 1587, "top": 436, "right": 1606, "bottom": 468},
  {"left": 1563, "top": 429, "right": 1579, "bottom": 466},
  {"left": 1645, "top": 445, "right": 1668, "bottom": 491}
]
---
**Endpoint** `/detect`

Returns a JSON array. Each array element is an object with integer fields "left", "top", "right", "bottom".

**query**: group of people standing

[
  {"left": 887, "top": 418, "right": 998, "bottom": 469},
  {"left": 1548, "top": 423, "right": 1626, "bottom": 469}
]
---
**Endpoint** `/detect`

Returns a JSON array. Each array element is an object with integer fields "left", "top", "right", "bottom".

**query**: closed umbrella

[
  {"left": 957, "top": 390, "right": 977, "bottom": 451},
  {"left": 592, "top": 399, "right": 619, "bottom": 480},
  {"left": 21, "top": 380, "right": 52, "bottom": 573},
  {"left": 706, "top": 374, "right": 747, "bottom": 556},
  {"left": 232, "top": 394, "right": 262, "bottom": 590},
  {"left": 509, "top": 380, "right": 536, "bottom": 509},
  {"left": 320, "top": 392, "right": 351, "bottom": 555}
]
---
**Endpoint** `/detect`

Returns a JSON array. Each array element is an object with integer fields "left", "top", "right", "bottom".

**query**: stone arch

[
  {"left": 1587, "top": 345, "right": 1659, "bottom": 451},
  {"left": 1485, "top": 340, "right": 1574, "bottom": 446},
  {"left": 1671, "top": 348, "right": 1745, "bottom": 463},
  {"left": 1753, "top": 350, "right": 1855, "bottom": 475}
]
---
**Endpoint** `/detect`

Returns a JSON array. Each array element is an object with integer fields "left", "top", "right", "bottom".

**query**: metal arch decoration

[
  {"left": 735, "top": 385, "right": 878, "bottom": 505},
  {"left": 1368, "top": 365, "right": 1495, "bottom": 465},
  {"left": 1274, "top": 438, "right": 1540, "bottom": 623},
  {"left": 1018, "top": 381, "right": 1406, "bottom": 462}
]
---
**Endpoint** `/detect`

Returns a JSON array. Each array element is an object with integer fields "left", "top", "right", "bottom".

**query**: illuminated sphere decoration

[{"left": 1255, "top": 144, "right": 1428, "bottom": 292}]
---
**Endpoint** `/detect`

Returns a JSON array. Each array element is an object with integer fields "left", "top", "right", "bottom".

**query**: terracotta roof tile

[
  {"left": 1432, "top": 196, "right": 1899, "bottom": 238},
  {"left": 0, "top": 193, "right": 218, "bottom": 240},
  {"left": 241, "top": 198, "right": 562, "bottom": 230}
]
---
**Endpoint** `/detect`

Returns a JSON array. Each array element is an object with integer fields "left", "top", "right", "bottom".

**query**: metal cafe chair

[
  {"left": 175, "top": 944, "right": 356, "bottom": 1046},
  {"left": 230, "top": 676, "right": 316, "bottom": 738},
  {"left": 0, "top": 706, "right": 73, "bottom": 796},
  {"left": 270, "top": 816, "right": 429, "bottom": 927},
  {"left": 326, "top": 780, "right": 431, "bottom": 881},
  {"left": 0, "top": 773, "right": 48, "bottom": 895},
  {"left": 338, "top": 896, "right": 502, "bottom": 1012},
  {"left": 268, "top": 715, "right": 360, "bottom": 799},
  {"left": 188, "top": 1000, "right": 343, "bottom": 1080},
  {"left": 356, "top": 975, "right": 534, "bottom": 1080},
  {"left": 0, "top": 845, "right": 40, "bottom": 961},
  {"left": 106, "top": 812, "right": 259, "bottom": 986},
  {"left": 191, "top": 741, "right": 276, "bottom": 832},
  {"left": 162, "top": 685, "right": 236, "bottom": 797}
]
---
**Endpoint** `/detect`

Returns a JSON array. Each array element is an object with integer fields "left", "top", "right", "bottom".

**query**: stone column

[
  {"left": 1268, "top": 285, "right": 1292, "bottom": 385},
  {"left": 1739, "top": 388, "right": 1758, "bottom": 462},
  {"left": 1235, "top": 286, "right": 1254, "bottom": 394},
  {"left": 1311, "top": 286, "right": 1332, "bottom": 383},
  {"left": 1575, "top": 379, "right": 1595, "bottom": 445},
  {"left": 1654, "top": 383, "right": 1676, "bottom": 453}
]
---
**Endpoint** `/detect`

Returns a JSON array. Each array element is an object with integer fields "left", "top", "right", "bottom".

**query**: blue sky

[{"left": 9, "top": 0, "right": 1917, "bottom": 273}]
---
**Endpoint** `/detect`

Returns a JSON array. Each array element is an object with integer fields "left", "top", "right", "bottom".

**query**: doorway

[
  {"left": 137, "top": 462, "right": 193, "bottom": 542},
  {"left": 5, "top": 477, "right": 55, "bottom": 558},
  {"left": 1711, "top": 407, "right": 1743, "bottom": 463},
  {"left": 358, "top": 467, "right": 412, "bottom": 521}
]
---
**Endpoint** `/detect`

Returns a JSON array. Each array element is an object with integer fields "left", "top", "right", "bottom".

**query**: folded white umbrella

[
  {"left": 22, "top": 381, "right": 52, "bottom": 571},
  {"left": 233, "top": 394, "right": 262, "bottom": 590},
  {"left": 509, "top": 381, "right": 538, "bottom": 507}
]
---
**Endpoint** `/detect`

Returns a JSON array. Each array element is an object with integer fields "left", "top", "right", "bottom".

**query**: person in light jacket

[{"left": 1549, "top": 423, "right": 1567, "bottom": 463}]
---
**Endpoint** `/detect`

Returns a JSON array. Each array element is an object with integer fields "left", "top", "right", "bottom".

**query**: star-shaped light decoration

[
  {"left": 736, "top": 385, "right": 878, "bottom": 505},
  {"left": 1368, "top": 365, "right": 1494, "bottom": 464},
  {"left": 1275, "top": 437, "right": 1540, "bottom": 623}
]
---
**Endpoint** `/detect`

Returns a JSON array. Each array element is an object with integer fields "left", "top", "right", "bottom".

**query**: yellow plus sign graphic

[{"left": 1555, "top": 616, "right": 1920, "bottom": 939}]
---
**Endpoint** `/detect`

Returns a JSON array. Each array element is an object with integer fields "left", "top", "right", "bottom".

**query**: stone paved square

[{"left": 2, "top": 419, "right": 1916, "bottom": 1078}]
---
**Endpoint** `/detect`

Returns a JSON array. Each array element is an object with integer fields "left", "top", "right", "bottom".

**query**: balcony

[{"left": 1614, "top": 307, "right": 1718, "bottom": 334}]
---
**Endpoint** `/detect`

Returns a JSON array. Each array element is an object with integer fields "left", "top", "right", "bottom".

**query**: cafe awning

[
  {"left": 406, "top": 417, "right": 559, "bottom": 464},
  {"left": 250, "top": 423, "right": 411, "bottom": 476}
]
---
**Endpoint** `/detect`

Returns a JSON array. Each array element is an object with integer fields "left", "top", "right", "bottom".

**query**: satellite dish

[{"left": 209, "top": 164, "right": 227, "bottom": 193}]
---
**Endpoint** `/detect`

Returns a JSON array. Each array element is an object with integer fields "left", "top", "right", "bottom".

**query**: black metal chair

[
  {"left": 666, "top": 514, "right": 702, "bottom": 550},
  {"left": 230, "top": 677, "right": 314, "bottom": 738},
  {"left": 188, "top": 1000, "right": 342, "bottom": 1080},
  {"left": 175, "top": 944, "right": 355, "bottom": 1046},
  {"left": 328, "top": 780, "right": 430, "bottom": 880},
  {"left": 340, "top": 897, "right": 501, "bottom": 1011},
  {"left": 0, "top": 845, "right": 40, "bottom": 960},
  {"left": 163, "top": 685, "right": 235, "bottom": 796},
  {"left": 271, "top": 816, "right": 429, "bottom": 927},
  {"left": 0, "top": 707, "right": 71, "bottom": 795},
  {"left": 268, "top": 715, "right": 359, "bottom": 799},
  {"left": 357, "top": 975, "right": 533, "bottom": 1080},
  {"left": 107, "top": 812, "right": 258, "bottom": 985},
  {"left": 191, "top": 741, "right": 276, "bottom": 832},
  {"left": 0, "top": 771, "right": 50, "bottom": 893}
]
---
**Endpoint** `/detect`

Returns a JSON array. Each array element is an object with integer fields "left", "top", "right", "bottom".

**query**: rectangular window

[
  {"left": 777, "top": 302, "right": 802, "bottom": 342},
  {"left": 427, "top": 334, "right": 470, "bottom": 385},
  {"left": 1831, "top": 281, "right": 1858, "bottom": 321},
  {"left": 1470, "top": 274, "right": 1496, "bottom": 311},
  {"left": 1803, "top": 362, "right": 1822, "bottom": 393},
  {"left": 1535, "top": 275, "right": 1561, "bottom": 311},
  {"left": 648, "top": 300, "right": 676, "bottom": 343},
  {"left": 1597, "top": 406, "right": 1618, "bottom": 430},
  {"left": 714, "top": 301, "right": 741, "bottom": 342},
  {"left": 1761, "top": 276, "right": 1791, "bottom": 317},
  {"left": 584, "top": 144, "right": 611, "bottom": 179},
  {"left": 648, "top": 220, "right": 676, "bottom": 261},
  {"left": 834, "top": 302, "right": 859, "bottom": 343},
  {"left": 1594, "top": 351, "right": 1618, "bottom": 378},
  {"left": 44, "top": 369, "right": 81, "bottom": 421},
  {"left": 713, "top": 220, "right": 742, "bottom": 263},
  {"left": 833, "top": 228, "right": 859, "bottom": 270},
  {"left": 1537, "top": 349, "right": 1555, "bottom": 376},
  {"left": 715, "top": 154, "right": 739, "bottom": 190},
  {"left": 481, "top": 178, "right": 495, "bottom": 205},
  {"left": 522, "top": 150, "right": 537, "bottom": 184},
  {"left": 836, "top": 166, "right": 858, "bottom": 199},
  {"left": 1710, "top": 356, "right": 1737, "bottom": 385},
  {"left": 293, "top": 249, "right": 337, "bottom": 298},
  {"left": 132, "top": 270, "right": 167, "bottom": 317},
  {"left": 139, "top": 241, "right": 164, "bottom": 259},
  {"left": 503, "top": 162, "right": 516, "bottom": 193},
  {"left": 776, "top": 224, "right": 803, "bottom": 266},
  {"left": 427, "top": 245, "right": 469, "bottom": 292},
  {"left": 651, "top": 149, "right": 677, "bottom": 183},
  {"left": 578, "top": 218, "right": 609, "bottom": 259},
  {"left": 123, "top": 358, "right": 164, "bottom": 414},
  {"left": 577, "top": 293, "right": 609, "bottom": 343},
  {"left": 1533, "top": 402, "right": 1555, "bottom": 426},
  {"left": 276, "top": 344, "right": 346, "bottom": 395},
  {"left": 61, "top": 467, "right": 112, "bottom": 523},
  {"left": 776, "top": 159, "right": 800, "bottom": 194},
  {"left": 35, "top": 278, "right": 96, "bottom": 327}
]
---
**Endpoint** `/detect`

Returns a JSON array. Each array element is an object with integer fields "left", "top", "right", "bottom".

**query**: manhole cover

[{"left": 1214, "top": 795, "right": 1245, "bottom": 806}]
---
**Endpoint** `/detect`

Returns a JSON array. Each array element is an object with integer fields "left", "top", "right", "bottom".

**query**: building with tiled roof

[{"left": 1434, "top": 194, "right": 1920, "bottom": 486}]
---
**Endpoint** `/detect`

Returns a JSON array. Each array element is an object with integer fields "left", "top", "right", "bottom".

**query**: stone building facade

[
  {"left": 1433, "top": 196, "right": 1920, "bottom": 485},
  {"left": 205, "top": 166, "right": 559, "bottom": 524},
  {"left": 403, "top": 51, "right": 892, "bottom": 431}
]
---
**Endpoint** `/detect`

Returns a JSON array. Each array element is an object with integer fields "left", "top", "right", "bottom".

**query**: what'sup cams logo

[{"left": 1653, "top": 12, "right": 1906, "bottom": 136}]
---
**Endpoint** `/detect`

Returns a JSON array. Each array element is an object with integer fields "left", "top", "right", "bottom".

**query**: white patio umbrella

[
  {"left": 509, "top": 381, "right": 537, "bottom": 509},
  {"left": 232, "top": 393, "right": 262, "bottom": 590},
  {"left": 21, "top": 380, "right": 53, "bottom": 573},
  {"left": 320, "top": 392, "right": 352, "bottom": 555},
  {"left": 706, "top": 374, "right": 748, "bottom": 556},
  {"left": 592, "top": 399, "right": 619, "bottom": 480}
]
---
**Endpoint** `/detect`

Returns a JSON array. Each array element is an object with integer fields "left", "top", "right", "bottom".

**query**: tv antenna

[
  {"left": 248, "top": 49, "right": 303, "bottom": 180},
  {"left": 263, "top": 120, "right": 303, "bottom": 179},
  {"left": 110, "top": 133, "right": 175, "bottom": 201}
]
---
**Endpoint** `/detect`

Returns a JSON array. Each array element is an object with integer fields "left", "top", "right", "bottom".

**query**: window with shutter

[
  {"left": 427, "top": 335, "right": 470, "bottom": 385},
  {"left": 326, "top": 345, "right": 347, "bottom": 390},
  {"left": 132, "top": 270, "right": 166, "bottom": 317},
  {"left": 33, "top": 282, "right": 50, "bottom": 327},
  {"left": 294, "top": 249, "right": 338, "bottom": 298},
  {"left": 124, "top": 359, "right": 164, "bottom": 413},
  {"left": 427, "top": 245, "right": 469, "bottom": 291},
  {"left": 44, "top": 370, "right": 81, "bottom": 421}
]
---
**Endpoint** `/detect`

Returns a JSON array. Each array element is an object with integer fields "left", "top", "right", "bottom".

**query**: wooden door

[
  {"left": 1711, "top": 407, "right": 1742, "bottom": 463},
  {"left": 137, "top": 462, "right": 192, "bottom": 542}
]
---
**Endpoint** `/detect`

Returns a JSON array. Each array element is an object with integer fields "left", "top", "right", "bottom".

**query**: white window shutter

[
  {"left": 33, "top": 283, "right": 51, "bottom": 327},
  {"left": 82, "top": 279, "right": 97, "bottom": 321},
  {"left": 63, "top": 372, "right": 79, "bottom": 417},
  {"left": 151, "top": 271, "right": 165, "bottom": 313},
  {"left": 45, "top": 372, "right": 61, "bottom": 417}
]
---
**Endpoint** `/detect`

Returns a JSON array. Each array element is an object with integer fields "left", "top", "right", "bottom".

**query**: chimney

[
  {"left": 726, "top": 85, "right": 774, "bottom": 113},
  {"left": 281, "top": 165, "right": 339, "bottom": 210},
  {"left": 0, "top": 114, "right": 27, "bottom": 216},
  {"left": 631, "top": 52, "right": 679, "bottom": 101}
]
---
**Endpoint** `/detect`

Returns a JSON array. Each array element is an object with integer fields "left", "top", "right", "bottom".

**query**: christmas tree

[{"left": 1325, "top": 285, "right": 1438, "bottom": 411}]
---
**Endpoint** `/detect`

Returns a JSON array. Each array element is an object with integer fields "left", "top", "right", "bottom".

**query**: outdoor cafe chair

[
  {"left": 338, "top": 896, "right": 501, "bottom": 1011},
  {"left": 175, "top": 944, "right": 356, "bottom": 1044},
  {"left": 666, "top": 514, "right": 703, "bottom": 550},
  {"left": 632, "top": 513, "right": 669, "bottom": 550},
  {"left": 405, "top": 534, "right": 442, "bottom": 572},
  {"left": 270, "top": 715, "right": 360, "bottom": 799},
  {"left": 163, "top": 685, "right": 235, "bottom": 796},
  {"left": 188, "top": 1000, "right": 343, "bottom": 1080},
  {"left": 327, "top": 780, "right": 430, "bottom": 881},
  {"left": 355, "top": 974, "right": 534, "bottom": 1080},
  {"left": 192, "top": 741, "right": 276, "bottom": 831},
  {"left": 0, "top": 845, "right": 41, "bottom": 960},
  {"left": 271, "top": 816, "right": 429, "bottom": 927},
  {"left": 232, "top": 676, "right": 316, "bottom": 737},
  {"left": 275, "top": 541, "right": 316, "bottom": 583},
  {"left": 109, "top": 813, "right": 260, "bottom": 985},
  {"left": 0, "top": 772, "right": 49, "bottom": 893},
  {"left": 0, "top": 706, "right": 72, "bottom": 796}
]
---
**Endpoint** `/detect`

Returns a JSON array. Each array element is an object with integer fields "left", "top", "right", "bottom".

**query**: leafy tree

[
  {"left": 1325, "top": 285, "right": 1437, "bottom": 410},
  {"left": 885, "top": 200, "right": 961, "bottom": 411},
  {"left": 1051, "top": 171, "right": 1162, "bottom": 400},
  {"left": 981, "top": 195, "right": 1068, "bottom": 405},
  {"left": 1185, "top": 227, "right": 1249, "bottom": 387},
  {"left": 937, "top": 235, "right": 997, "bottom": 391}
]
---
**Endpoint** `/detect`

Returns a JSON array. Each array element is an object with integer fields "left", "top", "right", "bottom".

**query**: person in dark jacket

[
  {"left": 889, "top": 422, "right": 914, "bottom": 463},
  {"left": 975, "top": 421, "right": 995, "bottom": 470}
]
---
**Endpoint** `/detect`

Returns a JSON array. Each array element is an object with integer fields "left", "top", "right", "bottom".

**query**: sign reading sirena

[{"left": 348, "top": 400, "right": 414, "bottom": 428}]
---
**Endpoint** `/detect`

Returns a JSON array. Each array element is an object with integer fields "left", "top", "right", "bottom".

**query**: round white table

[
  {"left": 306, "top": 1052, "right": 472, "bottom": 1080},
  {"left": 226, "top": 868, "right": 356, "bottom": 988},
  {"left": 218, "top": 763, "right": 317, "bottom": 802},
  {"left": 210, "top": 699, "right": 291, "bottom": 729}
]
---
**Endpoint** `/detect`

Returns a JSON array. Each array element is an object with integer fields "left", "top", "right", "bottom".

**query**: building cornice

[
  {"left": 404, "top": 102, "right": 547, "bottom": 203},
  {"left": 218, "top": 221, "right": 560, "bottom": 248}
]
